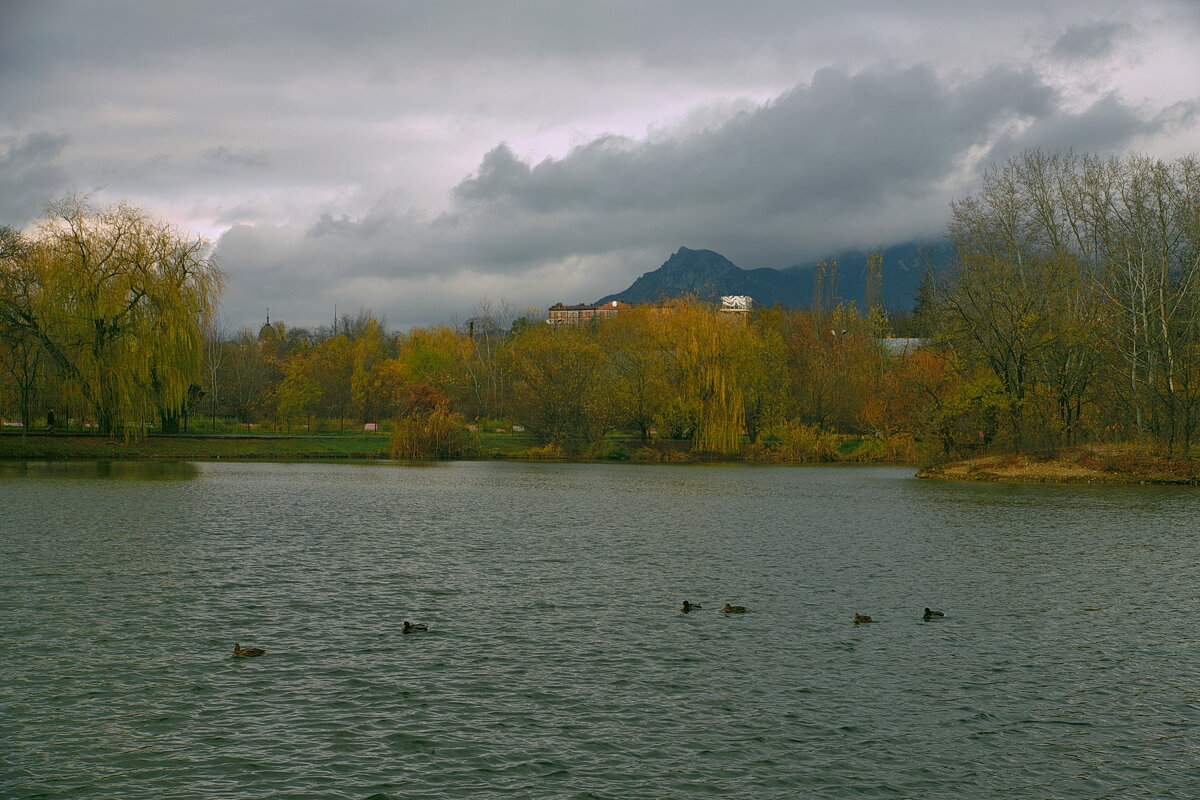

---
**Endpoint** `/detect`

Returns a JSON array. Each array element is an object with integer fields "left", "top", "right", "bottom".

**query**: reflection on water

[
  {"left": 0, "top": 459, "right": 200, "bottom": 480},
  {"left": 2, "top": 461, "right": 1199, "bottom": 799}
]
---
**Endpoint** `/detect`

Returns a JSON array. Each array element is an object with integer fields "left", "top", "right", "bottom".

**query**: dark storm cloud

[
  {"left": 0, "top": 132, "right": 71, "bottom": 226},
  {"left": 988, "top": 94, "right": 1160, "bottom": 161},
  {"left": 1050, "top": 22, "right": 1131, "bottom": 61},
  {"left": 214, "top": 61, "right": 1178, "bottom": 328},
  {"left": 453, "top": 65, "right": 1059, "bottom": 220},
  {"left": 446, "top": 64, "right": 1066, "bottom": 262},
  {"left": 6, "top": 1, "right": 1197, "bottom": 328}
]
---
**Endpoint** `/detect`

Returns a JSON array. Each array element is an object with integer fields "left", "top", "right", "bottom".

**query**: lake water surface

[{"left": 2, "top": 460, "right": 1198, "bottom": 799}]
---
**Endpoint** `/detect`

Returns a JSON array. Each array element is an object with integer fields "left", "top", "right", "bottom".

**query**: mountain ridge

[{"left": 596, "top": 242, "right": 944, "bottom": 310}]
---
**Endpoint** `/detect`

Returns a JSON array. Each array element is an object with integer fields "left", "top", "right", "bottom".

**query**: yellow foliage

[
  {"left": 653, "top": 298, "right": 750, "bottom": 454},
  {"left": 389, "top": 407, "right": 474, "bottom": 459},
  {"left": 13, "top": 198, "right": 223, "bottom": 435}
]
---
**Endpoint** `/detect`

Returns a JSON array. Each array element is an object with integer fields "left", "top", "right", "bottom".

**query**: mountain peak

[
  {"left": 599, "top": 247, "right": 744, "bottom": 303},
  {"left": 596, "top": 242, "right": 944, "bottom": 309}
]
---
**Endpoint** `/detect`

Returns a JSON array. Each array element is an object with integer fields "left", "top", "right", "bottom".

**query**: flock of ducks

[
  {"left": 853, "top": 608, "right": 947, "bottom": 623},
  {"left": 679, "top": 601, "right": 752, "bottom": 613},
  {"left": 233, "top": 606, "right": 948, "bottom": 657},
  {"left": 231, "top": 620, "right": 431, "bottom": 658},
  {"left": 680, "top": 601, "right": 946, "bottom": 624}
]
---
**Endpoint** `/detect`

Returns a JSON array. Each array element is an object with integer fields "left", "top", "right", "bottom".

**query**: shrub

[
  {"left": 390, "top": 408, "right": 475, "bottom": 459},
  {"left": 631, "top": 446, "right": 662, "bottom": 462},
  {"left": 842, "top": 438, "right": 885, "bottom": 462},
  {"left": 604, "top": 444, "right": 630, "bottom": 461},
  {"left": 741, "top": 441, "right": 782, "bottom": 462},
  {"left": 882, "top": 433, "right": 919, "bottom": 464},
  {"left": 516, "top": 442, "right": 567, "bottom": 460},
  {"left": 774, "top": 424, "right": 840, "bottom": 462}
]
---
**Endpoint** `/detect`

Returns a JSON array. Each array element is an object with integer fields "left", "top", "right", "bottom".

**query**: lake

[{"left": 2, "top": 460, "right": 1198, "bottom": 798}]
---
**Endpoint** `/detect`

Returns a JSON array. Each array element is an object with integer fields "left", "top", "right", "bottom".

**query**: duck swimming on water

[
  {"left": 723, "top": 604, "right": 749, "bottom": 614},
  {"left": 923, "top": 608, "right": 945, "bottom": 620},
  {"left": 680, "top": 600, "right": 702, "bottom": 612},
  {"left": 402, "top": 621, "right": 428, "bottom": 634},
  {"left": 232, "top": 643, "right": 266, "bottom": 657},
  {"left": 852, "top": 613, "right": 874, "bottom": 624}
]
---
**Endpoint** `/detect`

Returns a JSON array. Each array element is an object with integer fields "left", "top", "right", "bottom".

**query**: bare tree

[{"left": 203, "top": 311, "right": 228, "bottom": 430}]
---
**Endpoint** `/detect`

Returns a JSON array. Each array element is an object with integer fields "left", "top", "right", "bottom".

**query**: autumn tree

[
  {"left": 596, "top": 307, "right": 672, "bottom": 440},
  {"left": 389, "top": 382, "right": 474, "bottom": 459},
  {"left": 741, "top": 307, "right": 789, "bottom": 442},
  {"left": 940, "top": 150, "right": 1200, "bottom": 452},
  {"left": 0, "top": 227, "right": 45, "bottom": 443},
  {"left": 275, "top": 353, "right": 320, "bottom": 431},
  {"left": 396, "top": 324, "right": 466, "bottom": 390},
  {"left": 786, "top": 305, "right": 877, "bottom": 432},
  {"left": 348, "top": 316, "right": 391, "bottom": 423},
  {"left": 307, "top": 333, "right": 355, "bottom": 429},
  {"left": 1, "top": 199, "right": 223, "bottom": 435},
  {"left": 1076, "top": 154, "right": 1200, "bottom": 450},
  {"left": 222, "top": 328, "right": 278, "bottom": 425},
  {"left": 505, "top": 322, "right": 612, "bottom": 452},
  {"left": 656, "top": 299, "right": 751, "bottom": 455},
  {"left": 461, "top": 298, "right": 517, "bottom": 420}
]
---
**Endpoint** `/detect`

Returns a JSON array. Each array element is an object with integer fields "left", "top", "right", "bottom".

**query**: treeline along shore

[
  {"left": 0, "top": 429, "right": 897, "bottom": 465},
  {"left": 6, "top": 434, "right": 1200, "bottom": 488},
  {"left": 3, "top": 150, "right": 1200, "bottom": 483}
]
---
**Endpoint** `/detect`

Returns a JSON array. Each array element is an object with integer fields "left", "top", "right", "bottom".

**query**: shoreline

[
  {"left": 0, "top": 431, "right": 905, "bottom": 467},
  {"left": 0, "top": 433, "right": 394, "bottom": 461},
  {"left": 916, "top": 446, "right": 1200, "bottom": 486},
  {"left": 7, "top": 435, "right": 1196, "bottom": 485}
]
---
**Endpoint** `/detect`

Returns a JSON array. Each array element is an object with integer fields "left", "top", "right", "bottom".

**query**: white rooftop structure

[{"left": 881, "top": 337, "right": 929, "bottom": 355}]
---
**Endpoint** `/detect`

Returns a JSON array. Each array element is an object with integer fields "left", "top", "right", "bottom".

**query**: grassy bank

[
  {"left": 0, "top": 433, "right": 394, "bottom": 460},
  {"left": 0, "top": 430, "right": 915, "bottom": 465},
  {"left": 917, "top": 445, "right": 1200, "bottom": 486}
]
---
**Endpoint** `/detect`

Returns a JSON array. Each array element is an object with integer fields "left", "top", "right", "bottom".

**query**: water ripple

[{"left": 2, "top": 461, "right": 1200, "bottom": 798}]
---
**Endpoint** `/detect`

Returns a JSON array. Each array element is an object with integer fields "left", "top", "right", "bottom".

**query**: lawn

[{"left": 0, "top": 432, "right": 394, "bottom": 460}]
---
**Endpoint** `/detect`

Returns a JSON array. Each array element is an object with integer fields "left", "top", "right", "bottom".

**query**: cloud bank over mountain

[{"left": 2, "top": 1, "right": 1197, "bottom": 328}]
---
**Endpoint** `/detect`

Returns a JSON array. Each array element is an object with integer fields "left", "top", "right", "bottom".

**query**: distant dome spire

[{"left": 258, "top": 307, "right": 279, "bottom": 342}]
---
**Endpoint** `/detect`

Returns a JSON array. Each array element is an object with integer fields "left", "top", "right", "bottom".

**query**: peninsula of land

[{"left": 917, "top": 447, "right": 1200, "bottom": 486}]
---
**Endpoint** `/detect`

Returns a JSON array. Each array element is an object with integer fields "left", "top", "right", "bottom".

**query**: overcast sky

[{"left": 2, "top": 1, "right": 1197, "bottom": 330}]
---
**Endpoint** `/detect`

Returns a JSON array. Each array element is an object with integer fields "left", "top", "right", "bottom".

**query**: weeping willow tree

[
  {"left": 0, "top": 226, "right": 46, "bottom": 443},
  {"left": 660, "top": 298, "right": 752, "bottom": 454},
  {"left": 15, "top": 198, "right": 224, "bottom": 435}
]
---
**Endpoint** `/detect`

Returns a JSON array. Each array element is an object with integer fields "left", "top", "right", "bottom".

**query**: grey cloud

[
  {"left": 215, "top": 62, "right": 1180, "bottom": 329},
  {"left": 203, "top": 146, "right": 269, "bottom": 168},
  {"left": 10, "top": 1, "right": 1195, "bottom": 329},
  {"left": 453, "top": 145, "right": 534, "bottom": 205},
  {"left": 1154, "top": 99, "right": 1200, "bottom": 134},
  {"left": 0, "top": 132, "right": 71, "bottom": 226},
  {"left": 450, "top": 65, "right": 1065, "bottom": 240},
  {"left": 0, "top": 1, "right": 1165, "bottom": 84},
  {"left": 1050, "top": 21, "right": 1130, "bottom": 61},
  {"left": 987, "top": 94, "right": 1157, "bottom": 162}
]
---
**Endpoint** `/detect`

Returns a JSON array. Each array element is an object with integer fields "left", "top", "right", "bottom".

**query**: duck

[
  {"left": 923, "top": 608, "right": 945, "bottom": 620},
  {"left": 723, "top": 604, "right": 749, "bottom": 614},
  {"left": 852, "top": 613, "right": 874, "bottom": 624},
  {"left": 402, "top": 621, "right": 428, "bottom": 634},
  {"left": 232, "top": 643, "right": 266, "bottom": 657},
  {"left": 680, "top": 600, "right": 702, "bottom": 612}
]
